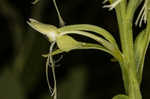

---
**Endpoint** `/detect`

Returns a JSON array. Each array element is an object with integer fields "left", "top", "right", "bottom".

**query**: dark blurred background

[{"left": 0, "top": 0, "right": 150, "bottom": 99}]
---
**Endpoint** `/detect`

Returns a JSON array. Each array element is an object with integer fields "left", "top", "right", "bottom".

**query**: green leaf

[
  {"left": 134, "top": 30, "right": 147, "bottom": 83},
  {"left": 112, "top": 94, "right": 128, "bottom": 99},
  {"left": 134, "top": 30, "right": 145, "bottom": 69}
]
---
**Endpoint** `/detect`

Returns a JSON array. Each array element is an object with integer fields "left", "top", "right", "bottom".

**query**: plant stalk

[{"left": 115, "top": 1, "right": 142, "bottom": 99}]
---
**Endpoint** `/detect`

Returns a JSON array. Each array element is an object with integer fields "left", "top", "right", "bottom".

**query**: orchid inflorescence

[{"left": 28, "top": 0, "right": 150, "bottom": 99}]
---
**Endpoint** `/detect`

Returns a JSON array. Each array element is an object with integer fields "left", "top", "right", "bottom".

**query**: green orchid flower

[
  {"left": 27, "top": 18, "right": 122, "bottom": 61},
  {"left": 27, "top": 18, "right": 123, "bottom": 99}
]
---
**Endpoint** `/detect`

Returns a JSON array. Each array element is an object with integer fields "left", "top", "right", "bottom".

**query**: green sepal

[{"left": 112, "top": 94, "right": 128, "bottom": 99}]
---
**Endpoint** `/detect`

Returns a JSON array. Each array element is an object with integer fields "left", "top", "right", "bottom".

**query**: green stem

[
  {"left": 128, "top": 68, "right": 142, "bottom": 99},
  {"left": 119, "top": 62, "right": 129, "bottom": 94},
  {"left": 121, "top": 13, "right": 142, "bottom": 99},
  {"left": 115, "top": 1, "right": 142, "bottom": 98}
]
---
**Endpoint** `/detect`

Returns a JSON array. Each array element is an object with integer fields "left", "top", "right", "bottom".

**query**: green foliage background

[{"left": 0, "top": 0, "right": 150, "bottom": 99}]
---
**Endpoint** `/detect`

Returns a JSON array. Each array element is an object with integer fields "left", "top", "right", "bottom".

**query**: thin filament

[
  {"left": 46, "top": 41, "right": 57, "bottom": 99},
  {"left": 46, "top": 52, "right": 53, "bottom": 93}
]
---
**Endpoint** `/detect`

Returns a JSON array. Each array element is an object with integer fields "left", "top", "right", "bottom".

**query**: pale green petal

[
  {"left": 58, "top": 24, "right": 117, "bottom": 47},
  {"left": 27, "top": 18, "right": 58, "bottom": 42}
]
